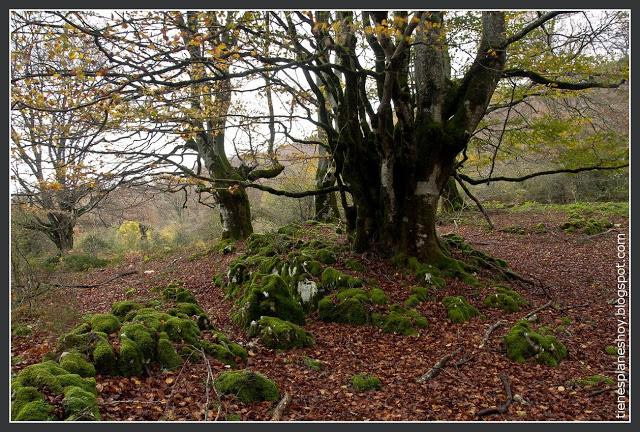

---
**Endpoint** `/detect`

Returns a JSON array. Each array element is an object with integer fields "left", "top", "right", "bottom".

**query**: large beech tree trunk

[
  {"left": 217, "top": 186, "right": 253, "bottom": 240},
  {"left": 47, "top": 212, "right": 75, "bottom": 252},
  {"left": 314, "top": 145, "right": 340, "bottom": 221}
]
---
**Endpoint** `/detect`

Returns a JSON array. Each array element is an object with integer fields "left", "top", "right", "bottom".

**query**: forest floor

[{"left": 11, "top": 206, "right": 630, "bottom": 421}]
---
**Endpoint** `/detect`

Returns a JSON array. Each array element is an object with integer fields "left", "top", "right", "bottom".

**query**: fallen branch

[
  {"left": 479, "top": 320, "right": 507, "bottom": 349},
  {"left": 417, "top": 349, "right": 461, "bottom": 383},
  {"left": 523, "top": 301, "right": 553, "bottom": 321},
  {"left": 198, "top": 348, "right": 222, "bottom": 421},
  {"left": 50, "top": 270, "right": 139, "bottom": 289},
  {"left": 271, "top": 392, "right": 292, "bottom": 421},
  {"left": 455, "top": 174, "right": 495, "bottom": 230},
  {"left": 477, "top": 373, "right": 513, "bottom": 417}
]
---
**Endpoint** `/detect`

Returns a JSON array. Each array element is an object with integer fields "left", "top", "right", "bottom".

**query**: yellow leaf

[
  {"left": 132, "top": 378, "right": 141, "bottom": 385},
  {"left": 165, "top": 377, "right": 175, "bottom": 384}
]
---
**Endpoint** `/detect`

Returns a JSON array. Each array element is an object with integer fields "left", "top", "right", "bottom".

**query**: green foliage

[
  {"left": 77, "top": 231, "right": 115, "bottom": 257},
  {"left": 248, "top": 316, "right": 314, "bottom": 350},
  {"left": 483, "top": 286, "right": 527, "bottom": 312},
  {"left": 12, "top": 323, "right": 33, "bottom": 337},
  {"left": 605, "top": 345, "right": 618, "bottom": 356},
  {"left": 214, "top": 370, "right": 279, "bottom": 403},
  {"left": 442, "top": 296, "right": 480, "bottom": 323},
  {"left": 120, "top": 323, "right": 156, "bottom": 360},
  {"left": 369, "top": 287, "right": 388, "bottom": 305},
  {"left": 351, "top": 373, "right": 381, "bottom": 392},
  {"left": 504, "top": 320, "right": 568, "bottom": 366}
]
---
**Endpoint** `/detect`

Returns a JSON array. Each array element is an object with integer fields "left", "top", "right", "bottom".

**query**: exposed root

[
  {"left": 417, "top": 348, "right": 461, "bottom": 383},
  {"left": 479, "top": 320, "right": 507, "bottom": 349},
  {"left": 477, "top": 373, "right": 513, "bottom": 418}
]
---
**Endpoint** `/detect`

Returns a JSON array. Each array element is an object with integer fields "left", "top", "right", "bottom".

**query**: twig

[
  {"left": 417, "top": 348, "right": 461, "bottom": 383},
  {"left": 579, "top": 228, "right": 617, "bottom": 243},
  {"left": 556, "top": 302, "right": 591, "bottom": 312},
  {"left": 50, "top": 270, "right": 138, "bottom": 289},
  {"left": 454, "top": 174, "right": 495, "bottom": 230},
  {"left": 271, "top": 392, "right": 292, "bottom": 421},
  {"left": 477, "top": 373, "right": 513, "bottom": 417},
  {"left": 523, "top": 301, "right": 553, "bottom": 320},
  {"left": 198, "top": 348, "right": 222, "bottom": 421},
  {"left": 479, "top": 320, "right": 507, "bottom": 349}
]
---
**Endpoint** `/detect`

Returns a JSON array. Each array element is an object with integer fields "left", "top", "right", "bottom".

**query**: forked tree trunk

[
  {"left": 46, "top": 212, "right": 75, "bottom": 252},
  {"left": 314, "top": 145, "right": 340, "bottom": 222}
]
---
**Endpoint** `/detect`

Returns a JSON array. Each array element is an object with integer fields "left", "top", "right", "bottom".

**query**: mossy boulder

[
  {"left": 318, "top": 289, "right": 370, "bottom": 325},
  {"left": 157, "top": 332, "right": 182, "bottom": 370},
  {"left": 111, "top": 300, "right": 143, "bottom": 319},
  {"left": 128, "top": 309, "right": 173, "bottom": 332},
  {"left": 345, "top": 258, "right": 365, "bottom": 272},
  {"left": 248, "top": 316, "right": 314, "bottom": 350},
  {"left": 92, "top": 339, "right": 117, "bottom": 375},
  {"left": 59, "top": 352, "right": 96, "bottom": 378},
  {"left": 313, "top": 248, "right": 336, "bottom": 264},
  {"left": 163, "top": 317, "right": 201, "bottom": 344},
  {"left": 89, "top": 313, "right": 121, "bottom": 334},
  {"left": 503, "top": 320, "right": 568, "bottom": 366},
  {"left": 321, "top": 267, "right": 363, "bottom": 290},
  {"left": 13, "top": 399, "right": 54, "bottom": 421},
  {"left": 369, "top": 287, "right": 388, "bottom": 305},
  {"left": 484, "top": 286, "right": 527, "bottom": 312},
  {"left": 214, "top": 370, "right": 279, "bottom": 403},
  {"left": 351, "top": 373, "right": 381, "bottom": 392},
  {"left": 63, "top": 386, "right": 100, "bottom": 420},
  {"left": 404, "top": 286, "right": 430, "bottom": 307},
  {"left": 163, "top": 285, "right": 197, "bottom": 304},
  {"left": 120, "top": 323, "right": 156, "bottom": 360},
  {"left": 442, "top": 296, "right": 480, "bottom": 323},
  {"left": 11, "top": 387, "right": 48, "bottom": 420},
  {"left": 378, "top": 306, "right": 428, "bottom": 336},
  {"left": 234, "top": 274, "right": 305, "bottom": 327},
  {"left": 117, "top": 336, "right": 144, "bottom": 377}
]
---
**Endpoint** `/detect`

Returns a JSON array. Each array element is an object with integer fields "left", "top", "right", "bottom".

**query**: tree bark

[
  {"left": 46, "top": 212, "right": 75, "bottom": 252},
  {"left": 217, "top": 186, "right": 253, "bottom": 240},
  {"left": 313, "top": 145, "right": 339, "bottom": 221}
]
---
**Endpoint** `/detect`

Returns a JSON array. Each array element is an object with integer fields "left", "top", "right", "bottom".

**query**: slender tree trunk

[{"left": 440, "top": 176, "right": 464, "bottom": 212}]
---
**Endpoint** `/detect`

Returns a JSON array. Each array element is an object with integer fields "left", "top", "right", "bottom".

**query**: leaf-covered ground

[{"left": 11, "top": 209, "right": 629, "bottom": 421}]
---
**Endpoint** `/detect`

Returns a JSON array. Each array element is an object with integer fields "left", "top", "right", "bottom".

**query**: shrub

[{"left": 61, "top": 254, "right": 109, "bottom": 272}]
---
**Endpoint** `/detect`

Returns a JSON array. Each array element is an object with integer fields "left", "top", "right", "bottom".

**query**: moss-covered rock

[
  {"left": 313, "top": 248, "right": 336, "bottom": 265},
  {"left": 404, "top": 286, "right": 430, "bottom": 307},
  {"left": 484, "top": 286, "right": 527, "bottom": 312},
  {"left": 89, "top": 313, "right": 121, "bottom": 334},
  {"left": 321, "top": 267, "right": 363, "bottom": 290},
  {"left": 302, "top": 260, "right": 324, "bottom": 277},
  {"left": 163, "top": 316, "right": 201, "bottom": 344},
  {"left": 117, "top": 336, "right": 143, "bottom": 377},
  {"left": 345, "top": 258, "right": 365, "bottom": 272},
  {"left": 318, "top": 292, "right": 369, "bottom": 325},
  {"left": 503, "top": 320, "right": 567, "bottom": 366},
  {"left": 162, "top": 284, "right": 198, "bottom": 304},
  {"left": 57, "top": 331, "right": 103, "bottom": 356},
  {"left": 128, "top": 309, "right": 173, "bottom": 332},
  {"left": 111, "top": 300, "right": 143, "bottom": 319},
  {"left": 62, "top": 386, "right": 100, "bottom": 420},
  {"left": 214, "top": 370, "right": 279, "bottom": 403},
  {"left": 234, "top": 274, "right": 305, "bottom": 327},
  {"left": 92, "top": 339, "right": 117, "bottom": 375},
  {"left": 59, "top": 352, "right": 96, "bottom": 378},
  {"left": 369, "top": 287, "right": 388, "bottom": 305},
  {"left": 442, "top": 296, "right": 480, "bottom": 323},
  {"left": 11, "top": 386, "right": 45, "bottom": 420},
  {"left": 157, "top": 332, "right": 182, "bottom": 370},
  {"left": 248, "top": 316, "right": 314, "bottom": 350},
  {"left": 13, "top": 399, "right": 54, "bottom": 421},
  {"left": 605, "top": 345, "right": 618, "bottom": 356},
  {"left": 351, "top": 373, "right": 381, "bottom": 392},
  {"left": 302, "top": 356, "right": 322, "bottom": 371},
  {"left": 120, "top": 323, "right": 156, "bottom": 360},
  {"left": 378, "top": 306, "right": 428, "bottom": 336}
]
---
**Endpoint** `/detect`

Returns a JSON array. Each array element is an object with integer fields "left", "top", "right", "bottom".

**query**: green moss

[
  {"left": 13, "top": 361, "right": 68, "bottom": 394},
  {"left": 351, "top": 373, "right": 381, "bottom": 392},
  {"left": 573, "top": 374, "right": 614, "bottom": 387},
  {"left": 57, "top": 374, "right": 97, "bottom": 394},
  {"left": 12, "top": 323, "right": 33, "bottom": 336},
  {"left": 120, "top": 323, "right": 156, "bottom": 360},
  {"left": 484, "top": 286, "right": 527, "bottom": 312},
  {"left": 234, "top": 274, "right": 305, "bottom": 327},
  {"left": 163, "top": 317, "right": 201, "bottom": 345},
  {"left": 248, "top": 316, "right": 314, "bottom": 350},
  {"left": 379, "top": 306, "right": 428, "bottom": 336},
  {"left": 560, "top": 216, "right": 613, "bottom": 235},
  {"left": 501, "top": 224, "right": 526, "bottom": 235},
  {"left": 157, "top": 332, "right": 182, "bottom": 370},
  {"left": 605, "top": 345, "right": 619, "bottom": 356},
  {"left": 163, "top": 285, "right": 197, "bottom": 304},
  {"left": 314, "top": 248, "right": 336, "bottom": 264},
  {"left": 11, "top": 386, "right": 44, "bottom": 420},
  {"left": 57, "top": 331, "right": 103, "bottom": 355},
  {"left": 214, "top": 370, "right": 279, "bottom": 403},
  {"left": 442, "top": 296, "right": 480, "bottom": 323},
  {"left": 302, "top": 356, "right": 322, "bottom": 371},
  {"left": 321, "top": 267, "right": 363, "bottom": 290},
  {"left": 172, "top": 302, "right": 204, "bottom": 316},
  {"left": 111, "top": 301, "right": 143, "bottom": 319},
  {"left": 369, "top": 288, "right": 388, "bottom": 305},
  {"left": 63, "top": 386, "right": 100, "bottom": 420},
  {"left": 92, "top": 339, "right": 117, "bottom": 375},
  {"left": 117, "top": 336, "right": 143, "bottom": 377},
  {"left": 404, "top": 286, "right": 430, "bottom": 307},
  {"left": 344, "top": 258, "right": 365, "bottom": 272},
  {"left": 129, "top": 309, "right": 173, "bottom": 332},
  {"left": 302, "top": 260, "right": 324, "bottom": 277},
  {"left": 59, "top": 352, "right": 96, "bottom": 378},
  {"left": 13, "top": 400, "right": 55, "bottom": 421},
  {"left": 89, "top": 313, "right": 121, "bottom": 334},
  {"left": 318, "top": 293, "right": 369, "bottom": 325},
  {"left": 504, "top": 320, "right": 567, "bottom": 366}
]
